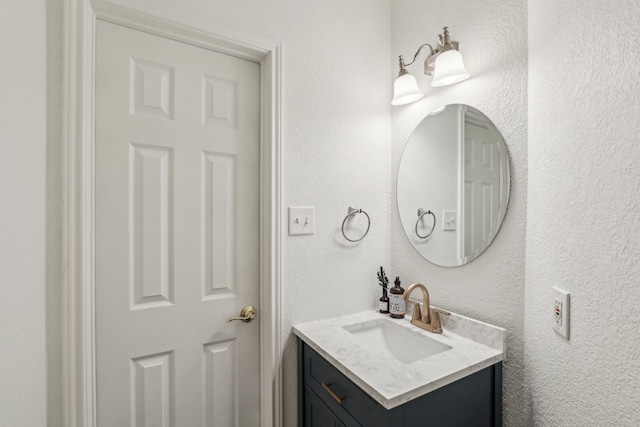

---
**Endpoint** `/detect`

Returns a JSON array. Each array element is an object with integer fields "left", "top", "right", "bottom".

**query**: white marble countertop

[{"left": 293, "top": 308, "right": 505, "bottom": 409}]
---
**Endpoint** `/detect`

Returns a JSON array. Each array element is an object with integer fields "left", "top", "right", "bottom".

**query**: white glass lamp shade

[
  {"left": 391, "top": 73, "right": 424, "bottom": 105},
  {"left": 431, "top": 49, "right": 470, "bottom": 87}
]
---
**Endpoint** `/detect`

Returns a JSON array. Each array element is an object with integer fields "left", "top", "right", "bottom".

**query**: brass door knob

[{"left": 227, "top": 305, "right": 257, "bottom": 323}]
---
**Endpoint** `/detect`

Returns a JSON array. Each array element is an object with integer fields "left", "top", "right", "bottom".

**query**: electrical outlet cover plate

[
  {"left": 552, "top": 287, "right": 570, "bottom": 339},
  {"left": 288, "top": 207, "right": 315, "bottom": 235}
]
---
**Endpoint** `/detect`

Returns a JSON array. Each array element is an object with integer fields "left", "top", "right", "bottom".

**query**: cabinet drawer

[
  {"left": 303, "top": 344, "right": 383, "bottom": 426},
  {"left": 304, "top": 384, "right": 350, "bottom": 427}
]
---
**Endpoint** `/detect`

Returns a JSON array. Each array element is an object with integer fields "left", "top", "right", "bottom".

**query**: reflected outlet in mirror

[{"left": 343, "top": 318, "right": 451, "bottom": 364}]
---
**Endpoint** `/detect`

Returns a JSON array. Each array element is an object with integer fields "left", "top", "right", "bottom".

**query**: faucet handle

[
  {"left": 431, "top": 307, "right": 451, "bottom": 316},
  {"left": 430, "top": 308, "right": 451, "bottom": 333}
]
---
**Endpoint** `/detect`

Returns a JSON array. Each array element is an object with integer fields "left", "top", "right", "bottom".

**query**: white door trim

[{"left": 62, "top": 1, "right": 283, "bottom": 425}]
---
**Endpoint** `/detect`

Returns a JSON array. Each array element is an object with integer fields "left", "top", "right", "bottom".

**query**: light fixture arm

[{"left": 400, "top": 43, "right": 436, "bottom": 68}]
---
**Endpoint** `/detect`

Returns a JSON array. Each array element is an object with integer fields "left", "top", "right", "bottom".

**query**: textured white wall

[
  {"left": 0, "top": 1, "right": 48, "bottom": 426},
  {"left": 46, "top": 1, "right": 64, "bottom": 426},
  {"left": 526, "top": 1, "right": 640, "bottom": 425},
  {"left": 390, "top": 1, "right": 528, "bottom": 425}
]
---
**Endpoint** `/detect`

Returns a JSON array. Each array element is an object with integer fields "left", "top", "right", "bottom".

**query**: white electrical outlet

[
  {"left": 288, "top": 207, "right": 315, "bottom": 235},
  {"left": 552, "top": 287, "right": 570, "bottom": 339},
  {"left": 554, "top": 300, "right": 562, "bottom": 327}
]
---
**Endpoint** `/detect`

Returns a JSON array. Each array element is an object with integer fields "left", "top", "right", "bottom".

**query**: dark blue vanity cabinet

[{"left": 297, "top": 339, "right": 502, "bottom": 427}]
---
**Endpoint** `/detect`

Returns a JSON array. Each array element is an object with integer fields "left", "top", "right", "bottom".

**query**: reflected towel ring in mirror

[
  {"left": 341, "top": 207, "right": 371, "bottom": 242},
  {"left": 415, "top": 208, "right": 436, "bottom": 239}
]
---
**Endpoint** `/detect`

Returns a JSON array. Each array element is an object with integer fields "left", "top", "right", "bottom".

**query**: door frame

[{"left": 62, "top": 0, "right": 283, "bottom": 425}]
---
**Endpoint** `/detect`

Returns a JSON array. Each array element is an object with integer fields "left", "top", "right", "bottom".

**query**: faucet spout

[
  {"left": 402, "top": 283, "right": 450, "bottom": 334},
  {"left": 403, "top": 283, "right": 431, "bottom": 324}
]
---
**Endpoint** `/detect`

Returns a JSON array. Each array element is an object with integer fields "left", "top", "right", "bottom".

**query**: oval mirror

[{"left": 397, "top": 104, "right": 510, "bottom": 267}]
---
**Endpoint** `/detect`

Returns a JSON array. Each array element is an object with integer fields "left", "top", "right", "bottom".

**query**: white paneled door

[
  {"left": 462, "top": 109, "right": 507, "bottom": 262},
  {"left": 95, "top": 20, "right": 260, "bottom": 426}
]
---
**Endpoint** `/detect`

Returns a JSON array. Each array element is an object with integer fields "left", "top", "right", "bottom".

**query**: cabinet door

[{"left": 304, "top": 385, "right": 347, "bottom": 427}]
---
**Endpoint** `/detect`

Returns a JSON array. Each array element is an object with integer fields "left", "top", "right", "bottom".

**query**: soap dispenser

[{"left": 389, "top": 276, "right": 405, "bottom": 319}]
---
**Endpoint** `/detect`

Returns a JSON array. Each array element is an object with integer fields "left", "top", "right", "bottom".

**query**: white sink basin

[{"left": 343, "top": 318, "right": 451, "bottom": 364}]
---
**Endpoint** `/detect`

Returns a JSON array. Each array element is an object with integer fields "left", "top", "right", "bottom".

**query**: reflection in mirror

[{"left": 397, "top": 104, "right": 510, "bottom": 267}]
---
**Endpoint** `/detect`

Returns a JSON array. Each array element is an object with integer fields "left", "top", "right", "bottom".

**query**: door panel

[
  {"left": 95, "top": 20, "right": 260, "bottom": 426},
  {"left": 463, "top": 110, "right": 505, "bottom": 261}
]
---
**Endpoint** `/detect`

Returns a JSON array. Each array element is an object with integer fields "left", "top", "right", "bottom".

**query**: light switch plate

[
  {"left": 552, "top": 287, "right": 570, "bottom": 339},
  {"left": 443, "top": 210, "right": 456, "bottom": 231},
  {"left": 288, "top": 207, "right": 314, "bottom": 235}
]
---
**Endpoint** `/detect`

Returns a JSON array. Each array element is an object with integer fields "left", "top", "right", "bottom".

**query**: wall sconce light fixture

[{"left": 391, "top": 27, "right": 470, "bottom": 106}]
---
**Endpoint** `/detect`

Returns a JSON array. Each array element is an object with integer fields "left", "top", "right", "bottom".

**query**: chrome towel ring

[
  {"left": 415, "top": 208, "right": 436, "bottom": 239},
  {"left": 341, "top": 207, "right": 371, "bottom": 242}
]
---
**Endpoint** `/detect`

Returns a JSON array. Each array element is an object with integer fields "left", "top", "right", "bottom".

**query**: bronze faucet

[{"left": 403, "top": 283, "right": 450, "bottom": 334}]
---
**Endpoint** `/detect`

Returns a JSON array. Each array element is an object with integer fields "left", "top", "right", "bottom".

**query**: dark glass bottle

[
  {"left": 389, "top": 276, "right": 405, "bottom": 318},
  {"left": 379, "top": 289, "right": 389, "bottom": 313},
  {"left": 377, "top": 266, "right": 390, "bottom": 314}
]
